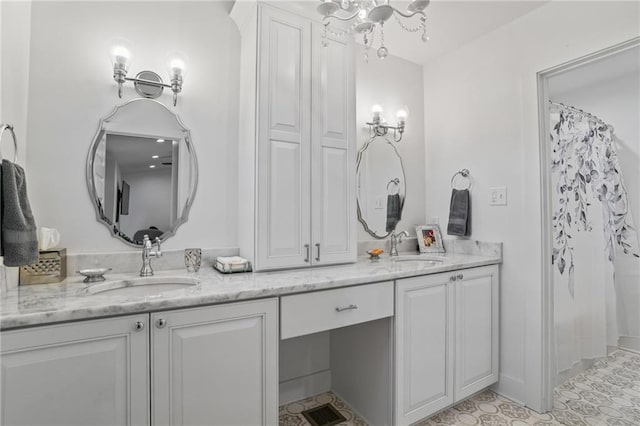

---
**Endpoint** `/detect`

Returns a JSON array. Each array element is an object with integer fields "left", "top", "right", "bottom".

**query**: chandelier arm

[
  {"left": 390, "top": 8, "right": 425, "bottom": 19},
  {"left": 322, "top": 10, "right": 361, "bottom": 23}
]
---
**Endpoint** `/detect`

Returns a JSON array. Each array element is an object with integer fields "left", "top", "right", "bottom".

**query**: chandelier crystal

[{"left": 317, "top": 0, "right": 430, "bottom": 61}]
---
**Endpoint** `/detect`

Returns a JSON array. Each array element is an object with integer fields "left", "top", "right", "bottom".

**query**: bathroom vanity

[{"left": 0, "top": 249, "right": 500, "bottom": 426}]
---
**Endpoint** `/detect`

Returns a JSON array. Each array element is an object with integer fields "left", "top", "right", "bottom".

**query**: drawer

[{"left": 280, "top": 281, "right": 394, "bottom": 339}]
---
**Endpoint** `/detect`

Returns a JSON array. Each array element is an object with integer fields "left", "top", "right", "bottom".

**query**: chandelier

[{"left": 317, "top": 0, "right": 430, "bottom": 60}]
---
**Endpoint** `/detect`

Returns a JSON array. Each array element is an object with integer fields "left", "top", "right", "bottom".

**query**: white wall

[
  {"left": 24, "top": 1, "right": 239, "bottom": 253},
  {"left": 422, "top": 0, "right": 639, "bottom": 407},
  {"left": 119, "top": 169, "right": 173, "bottom": 237},
  {"left": 356, "top": 48, "right": 425, "bottom": 242}
]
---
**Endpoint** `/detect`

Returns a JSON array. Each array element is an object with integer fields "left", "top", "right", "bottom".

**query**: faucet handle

[{"left": 154, "top": 237, "right": 162, "bottom": 257}]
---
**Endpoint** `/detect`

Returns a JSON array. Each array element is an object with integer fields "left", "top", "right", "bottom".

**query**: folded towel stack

[
  {"left": 1, "top": 159, "right": 39, "bottom": 266},
  {"left": 214, "top": 256, "right": 252, "bottom": 273},
  {"left": 447, "top": 189, "right": 471, "bottom": 237}
]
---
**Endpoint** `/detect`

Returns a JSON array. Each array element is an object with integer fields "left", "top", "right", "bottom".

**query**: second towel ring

[
  {"left": 387, "top": 178, "right": 401, "bottom": 195},
  {"left": 451, "top": 169, "right": 472, "bottom": 190},
  {"left": 0, "top": 124, "right": 18, "bottom": 164}
]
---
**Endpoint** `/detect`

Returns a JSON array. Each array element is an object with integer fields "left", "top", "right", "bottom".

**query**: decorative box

[{"left": 19, "top": 248, "right": 67, "bottom": 285}]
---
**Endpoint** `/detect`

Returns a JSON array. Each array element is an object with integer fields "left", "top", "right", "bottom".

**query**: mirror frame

[
  {"left": 86, "top": 98, "right": 199, "bottom": 247},
  {"left": 355, "top": 136, "right": 407, "bottom": 239}
]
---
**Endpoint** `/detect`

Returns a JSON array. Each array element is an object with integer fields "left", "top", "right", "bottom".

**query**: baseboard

[
  {"left": 279, "top": 370, "right": 331, "bottom": 405},
  {"left": 491, "top": 374, "right": 525, "bottom": 406},
  {"left": 619, "top": 336, "right": 640, "bottom": 354}
]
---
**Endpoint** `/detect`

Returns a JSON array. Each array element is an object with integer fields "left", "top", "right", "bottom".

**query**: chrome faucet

[
  {"left": 140, "top": 235, "right": 162, "bottom": 277},
  {"left": 390, "top": 230, "right": 410, "bottom": 257}
]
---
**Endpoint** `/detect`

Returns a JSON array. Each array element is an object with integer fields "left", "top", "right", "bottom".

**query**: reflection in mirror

[
  {"left": 356, "top": 137, "right": 406, "bottom": 239},
  {"left": 88, "top": 99, "right": 198, "bottom": 246}
]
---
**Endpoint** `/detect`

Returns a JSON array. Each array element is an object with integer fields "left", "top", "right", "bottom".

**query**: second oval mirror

[
  {"left": 87, "top": 99, "right": 198, "bottom": 246},
  {"left": 356, "top": 137, "right": 406, "bottom": 238}
]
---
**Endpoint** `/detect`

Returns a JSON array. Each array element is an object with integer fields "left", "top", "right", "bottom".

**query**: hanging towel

[
  {"left": 1, "top": 159, "right": 38, "bottom": 266},
  {"left": 447, "top": 188, "right": 471, "bottom": 237},
  {"left": 385, "top": 194, "right": 402, "bottom": 232}
]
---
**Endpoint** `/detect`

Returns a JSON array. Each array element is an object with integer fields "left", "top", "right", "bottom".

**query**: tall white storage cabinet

[
  {"left": 232, "top": 2, "right": 357, "bottom": 271},
  {"left": 151, "top": 299, "right": 278, "bottom": 426},
  {"left": 395, "top": 265, "right": 499, "bottom": 425},
  {"left": 0, "top": 315, "right": 149, "bottom": 426}
]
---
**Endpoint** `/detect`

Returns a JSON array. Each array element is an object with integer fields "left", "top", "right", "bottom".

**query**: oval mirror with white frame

[
  {"left": 356, "top": 136, "right": 406, "bottom": 239},
  {"left": 87, "top": 98, "right": 198, "bottom": 246}
]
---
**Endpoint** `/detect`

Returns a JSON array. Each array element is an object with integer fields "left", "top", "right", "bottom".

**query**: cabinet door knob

[
  {"left": 304, "top": 244, "right": 310, "bottom": 263},
  {"left": 315, "top": 243, "right": 321, "bottom": 262},
  {"left": 156, "top": 318, "right": 167, "bottom": 328},
  {"left": 335, "top": 304, "right": 358, "bottom": 312},
  {"left": 457, "top": 273, "right": 464, "bottom": 280},
  {"left": 134, "top": 321, "right": 145, "bottom": 332},
  {"left": 450, "top": 275, "right": 457, "bottom": 282}
]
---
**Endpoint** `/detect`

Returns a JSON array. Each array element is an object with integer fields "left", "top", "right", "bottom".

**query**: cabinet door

[
  {"left": 395, "top": 273, "right": 454, "bottom": 425},
  {"left": 151, "top": 298, "right": 278, "bottom": 426},
  {"left": 310, "top": 23, "right": 357, "bottom": 266},
  {"left": 1, "top": 315, "right": 149, "bottom": 426},
  {"left": 454, "top": 265, "right": 499, "bottom": 400},
  {"left": 256, "top": 5, "right": 312, "bottom": 270}
]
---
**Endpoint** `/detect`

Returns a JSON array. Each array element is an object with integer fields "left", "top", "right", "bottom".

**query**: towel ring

[
  {"left": 0, "top": 124, "right": 18, "bottom": 164},
  {"left": 387, "top": 178, "right": 400, "bottom": 195},
  {"left": 451, "top": 169, "right": 472, "bottom": 190}
]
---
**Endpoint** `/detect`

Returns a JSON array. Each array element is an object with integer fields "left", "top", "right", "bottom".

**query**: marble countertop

[{"left": 1, "top": 252, "right": 500, "bottom": 330}]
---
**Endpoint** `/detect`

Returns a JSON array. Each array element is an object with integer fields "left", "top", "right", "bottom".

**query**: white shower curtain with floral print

[{"left": 549, "top": 102, "right": 639, "bottom": 384}]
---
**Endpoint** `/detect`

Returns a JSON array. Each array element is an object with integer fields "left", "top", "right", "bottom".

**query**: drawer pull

[
  {"left": 315, "top": 243, "right": 321, "bottom": 262},
  {"left": 335, "top": 304, "right": 358, "bottom": 312},
  {"left": 304, "top": 244, "right": 310, "bottom": 263}
]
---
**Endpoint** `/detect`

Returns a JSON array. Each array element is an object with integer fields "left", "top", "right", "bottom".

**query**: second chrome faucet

[
  {"left": 390, "top": 230, "right": 410, "bottom": 257},
  {"left": 140, "top": 235, "right": 162, "bottom": 276}
]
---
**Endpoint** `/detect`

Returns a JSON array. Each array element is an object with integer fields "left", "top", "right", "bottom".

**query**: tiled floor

[
  {"left": 280, "top": 350, "right": 640, "bottom": 426},
  {"left": 418, "top": 349, "right": 640, "bottom": 426}
]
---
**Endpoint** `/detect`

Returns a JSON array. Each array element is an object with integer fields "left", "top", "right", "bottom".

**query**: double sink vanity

[{"left": 0, "top": 243, "right": 500, "bottom": 426}]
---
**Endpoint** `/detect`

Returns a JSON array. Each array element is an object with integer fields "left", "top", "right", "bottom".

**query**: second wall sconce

[
  {"left": 367, "top": 104, "right": 408, "bottom": 142},
  {"left": 109, "top": 40, "right": 186, "bottom": 106}
]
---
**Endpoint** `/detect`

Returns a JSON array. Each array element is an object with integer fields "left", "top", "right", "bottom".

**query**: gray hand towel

[
  {"left": 386, "top": 194, "right": 402, "bottom": 232},
  {"left": 1, "top": 159, "right": 39, "bottom": 266},
  {"left": 447, "top": 189, "right": 471, "bottom": 237}
]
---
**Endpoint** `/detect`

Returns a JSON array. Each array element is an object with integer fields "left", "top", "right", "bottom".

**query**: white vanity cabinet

[
  {"left": 151, "top": 298, "right": 278, "bottom": 426},
  {"left": 1, "top": 299, "right": 278, "bottom": 426},
  {"left": 233, "top": 2, "right": 357, "bottom": 271},
  {"left": 394, "top": 265, "right": 499, "bottom": 425},
  {"left": 0, "top": 314, "right": 150, "bottom": 426}
]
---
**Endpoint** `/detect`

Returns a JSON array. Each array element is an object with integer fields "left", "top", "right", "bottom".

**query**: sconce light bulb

[
  {"left": 110, "top": 45, "right": 131, "bottom": 70},
  {"left": 396, "top": 109, "right": 408, "bottom": 121},
  {"left": 371, "top": 104, "right": 383, "bottom": 114},
  {"left": 169, "top": 58, "right": 185, "bottom": 77}
]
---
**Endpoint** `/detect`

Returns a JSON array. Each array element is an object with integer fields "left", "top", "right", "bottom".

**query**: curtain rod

[{"left": 548, "top": 100, "right": 612, "bottom": 130}]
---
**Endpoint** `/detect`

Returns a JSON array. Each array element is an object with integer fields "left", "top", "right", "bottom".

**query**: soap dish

[
  {"left": 367, "top": 249, "right": 384, "bottom": 261},
  {"left": 77, "top": 268, "right": 112, "bottom": 283}
]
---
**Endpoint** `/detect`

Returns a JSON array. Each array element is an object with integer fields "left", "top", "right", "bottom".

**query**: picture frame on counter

[{"left": 416, "top": 224, "right": 445, "bottom": 254}]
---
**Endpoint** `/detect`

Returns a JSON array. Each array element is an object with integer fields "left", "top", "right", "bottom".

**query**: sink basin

[
  {"left": 392, "top": 255, "right": 444, "bottom": 265},
  {"left": 85, "top": 276, "right": 199, "bottom": 297}
]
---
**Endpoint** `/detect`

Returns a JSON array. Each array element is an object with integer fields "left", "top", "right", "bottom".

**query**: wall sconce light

[
  {"left": 108, "top": 41, "right": 186, "bottom": 106},
  {"left": 367, "top": 104, "right": 407, "bottom": 142}
]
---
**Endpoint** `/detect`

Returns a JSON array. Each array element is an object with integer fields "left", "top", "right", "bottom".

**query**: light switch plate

[{"left": 490, "top": 187, "right": 507, "bottom": 206}]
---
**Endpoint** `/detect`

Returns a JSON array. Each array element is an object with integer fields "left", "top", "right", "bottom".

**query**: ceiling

[
  {"left": 106, "top": 134, "right": 174, "bottom": 175},
  {"left": 277, "top": 0, "right": 548, "bottom": 65},
  {"left": 381, "top": 1, "right": 548, "bottom": 64}
]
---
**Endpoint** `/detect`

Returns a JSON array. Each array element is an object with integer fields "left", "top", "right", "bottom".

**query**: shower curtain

[{"left": 549, "top": 102, "right": 640, "bottom": 383}]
